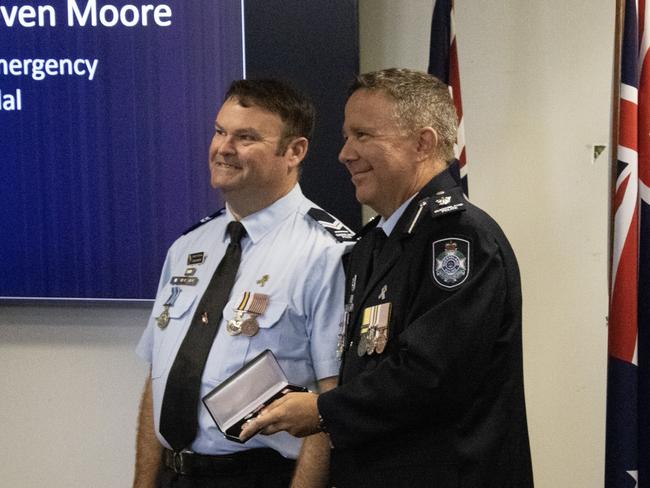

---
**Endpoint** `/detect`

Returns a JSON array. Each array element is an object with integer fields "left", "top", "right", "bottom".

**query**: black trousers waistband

[{"left": 162, "top": 448, "right": 295, "bottom": 478}]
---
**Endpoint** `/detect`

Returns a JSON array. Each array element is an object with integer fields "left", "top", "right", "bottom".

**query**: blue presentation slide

[{"left": 0, "top": 0, "right": 243, "bottom": 299}]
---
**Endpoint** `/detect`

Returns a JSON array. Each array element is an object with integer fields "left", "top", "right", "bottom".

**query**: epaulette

[
  {"left": 182, "top": 208, "right": 225, "bottom": 235},
  {"left": 428, "top": 188, "right": 466, "bottom": 219},
  {"left": 403, "top": 189, "right": 466, "bottom": 235},
  {"left": 307, "top": 207, "right": 357, "bottom": 242}
]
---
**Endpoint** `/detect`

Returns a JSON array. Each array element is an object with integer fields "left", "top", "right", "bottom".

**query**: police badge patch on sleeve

[{"left": 432, "top": 238, "right": 470, "bottom": 289}]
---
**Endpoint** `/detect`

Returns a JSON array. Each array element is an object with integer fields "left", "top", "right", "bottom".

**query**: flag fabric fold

[
  {"left": 606, "top": 0, "right": 650, "bottom": 486},
  {"left": 427, "top": 0, "right": 468, "bottom": 194}
]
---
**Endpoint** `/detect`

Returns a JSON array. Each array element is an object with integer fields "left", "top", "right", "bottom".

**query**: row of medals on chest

[
  {"left": 338, "top": 277, "right": 392, "bottom": 358},
  {"left": 156, "top": 288, "right": 269, "bottom": 338},
  {"left": 225, "top": 291, "right": 269, "bottom": 337},
  {"left": 357, "top": 300, "right": 391, "bottom": 357}
]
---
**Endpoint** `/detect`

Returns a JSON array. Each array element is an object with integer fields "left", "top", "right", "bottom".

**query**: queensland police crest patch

[{"left": 432, "top": 238, "right": 470, "bottom": 289}]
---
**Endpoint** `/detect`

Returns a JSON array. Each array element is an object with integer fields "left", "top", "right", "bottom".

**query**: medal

[
  {"left": 375, "top": 329, "right": 388, "bottom": 354},
  {"left": 357, "top": 302, "right": 392, "bottom": 354},
  {"left": 226, "top": 310, "right": 244, "bottom": 335},
  {"left": 372, "top": 303, "right": 392, "bottom": 354},
  {"left": 337, "top": 301, "right": 353, "bottom": 360},
  {"left": 357, "top": 307, "right": 371, "bottom": 356},
  {"left": 336, "top": 332, "right": 346, "bottom": 360},
  {"left": 227, "top": 292, "right": 270, "bottom": 337},
  {"left": 156, "top": 307, "right": 170, "bottom": 329},
  {"left": 240, "top": 318, "right": 260, "bottom": 336},
  {"left": 366, "top": 325, "right": 377, "bottom": 355},
  {"left": 156, "top": 286, "right": 181, "bottom": 329},
  {"left": 363, "top": 305, "right": 379, "bottom": 355},
  {"left": 357, "top": 329, "right": 368, "bottom": 357}
]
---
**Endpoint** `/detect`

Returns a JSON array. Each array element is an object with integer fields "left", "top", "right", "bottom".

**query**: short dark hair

[
  {"left": 349, "top": 68, "right": 458, "bottom": 161},
  {"left": 224, "top": 79, "right": 315, "bottom": 155}
]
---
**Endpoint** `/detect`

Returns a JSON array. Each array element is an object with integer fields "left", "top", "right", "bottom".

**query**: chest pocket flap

[
  {"left": 256, "top": 299, "right": 288, "bottom": 329},
  {"left": 151, "top": 290, "right": 198, "bottom": 378},
  {"left": 152, "top": 288, "right": 197, "bottom": 321}
]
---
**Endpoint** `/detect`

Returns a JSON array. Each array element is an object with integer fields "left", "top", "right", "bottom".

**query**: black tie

[
  {"left": 369, "top": 227, "right": 387, "bottom": 276},
  {"left": 159, "top": 221, "right": 246, "bottom": 450}
]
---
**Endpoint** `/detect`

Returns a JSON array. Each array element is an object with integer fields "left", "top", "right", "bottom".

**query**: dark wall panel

[{"left": 244, "top": 0, "right": 361, "bottom": 230}]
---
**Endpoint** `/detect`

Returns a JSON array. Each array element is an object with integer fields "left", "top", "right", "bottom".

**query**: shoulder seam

[{"left": 182, "top": 208, "right": 225, "bottom": 235}]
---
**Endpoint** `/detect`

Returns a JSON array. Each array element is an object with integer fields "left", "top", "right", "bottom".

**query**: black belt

[{"left": 162, "top": 448, "right": 295, "bottom": 477}]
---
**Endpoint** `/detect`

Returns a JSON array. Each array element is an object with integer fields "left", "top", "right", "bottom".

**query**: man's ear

[
  {"left": 416, "top": 127, "right": 439, "bottom": 161},
  {"left": 284, "top": 137, "right": 309, "bottom": 169}
]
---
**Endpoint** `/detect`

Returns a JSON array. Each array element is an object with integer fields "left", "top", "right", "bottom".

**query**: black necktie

[
  {"left": 159, "top": 221, "right": 246, "bottom": 450},
  {"left": 369, "top": 227, "right": 387, "bottom": 276}
]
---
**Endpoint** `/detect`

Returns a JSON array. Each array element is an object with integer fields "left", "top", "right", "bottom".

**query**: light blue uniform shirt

[{"left": 137, "top": 185, "right": 349, "bottom": 458}]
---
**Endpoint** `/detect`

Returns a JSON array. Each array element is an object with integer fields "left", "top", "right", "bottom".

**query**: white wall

[
  {"left": 0, "top": 2, "right": 613, "bottom": 487},
  {"left": 360, "top": 0, "right": 613, "bottom": 486},
  {"left": 0, "top": 304, "right": 150, "bottom": 487}
]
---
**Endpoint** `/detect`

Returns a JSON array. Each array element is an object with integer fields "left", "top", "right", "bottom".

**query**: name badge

[
  {"left": 187, "top": 252, "right": 206, "bottom": 265},
  {"left": 171, "top": 276, "right": 199, "bottom": 286}
]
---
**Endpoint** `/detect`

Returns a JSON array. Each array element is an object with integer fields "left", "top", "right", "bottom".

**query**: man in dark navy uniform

[{"left": 242, "top": 68, "right": 534, "bottom": 488}]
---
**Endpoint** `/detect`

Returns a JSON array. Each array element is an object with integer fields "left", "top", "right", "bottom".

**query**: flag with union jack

[
  {"left": 427, "top": 0, "right": 468, "bottom": 194},
  {"left": 606, "top": 0, "right": 650, "bottom": 486}
]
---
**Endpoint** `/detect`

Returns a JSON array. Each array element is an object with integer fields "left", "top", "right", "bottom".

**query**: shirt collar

[
  {"left": 223, "top": 184, "right": 304, "bottom": 244},
  {"left": 377, "top": 194, "right": 417, "bottom": 237}
]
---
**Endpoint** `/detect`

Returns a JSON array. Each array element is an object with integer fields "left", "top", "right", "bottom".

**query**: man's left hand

[{"left": 239, "top": 392, "right": 321, "bottom": 441}]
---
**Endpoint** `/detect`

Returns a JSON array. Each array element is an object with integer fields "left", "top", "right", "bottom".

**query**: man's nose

[
  {"left": 217, "top": 135, "right": 236, "bottom": 155},
  {"left": 338, "top": 138, "right": 356, "bottom": 164}
]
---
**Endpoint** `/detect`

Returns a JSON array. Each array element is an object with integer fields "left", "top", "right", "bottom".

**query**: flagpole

[{"left": 610, "top": 0, "right": 625, "bottom": 293}]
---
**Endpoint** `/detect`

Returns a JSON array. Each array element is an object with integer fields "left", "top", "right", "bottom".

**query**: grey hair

[{"left": 349, "top": 68, "right": 458, "bottom": 161}]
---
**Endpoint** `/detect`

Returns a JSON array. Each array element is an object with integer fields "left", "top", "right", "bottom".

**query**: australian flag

[
  {"left": 427, "top": 0, "right": 468, "bottom": 194},
  {"left": 606, "top": 0, "right": 650, "bottom": 487}
]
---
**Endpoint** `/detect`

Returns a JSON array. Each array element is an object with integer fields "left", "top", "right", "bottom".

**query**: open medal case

[{"left": 202, "top": 349, "right": 306, "bottom": 443}]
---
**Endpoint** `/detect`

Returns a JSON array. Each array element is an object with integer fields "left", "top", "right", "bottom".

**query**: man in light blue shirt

[{"left": 133, "top": 79, "right": 353, "bottom": 488}]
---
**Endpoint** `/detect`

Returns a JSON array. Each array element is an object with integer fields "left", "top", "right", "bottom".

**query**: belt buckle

[{"left": 173, "top": 449, "right": 191, "bottom": 475}]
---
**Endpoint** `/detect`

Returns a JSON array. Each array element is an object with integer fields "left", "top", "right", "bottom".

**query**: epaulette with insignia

[
  {"left": 404, "top": 189, "right": 466, "bottom": 234},
  {"left": 428, "top": 188, "right": 466, "bottom": 219},
  {"left": 182, "top": 208, "right": 225, "bottom": 235},
  {"left": 307, "top": 208, "right": 357, "bottom": 242}
]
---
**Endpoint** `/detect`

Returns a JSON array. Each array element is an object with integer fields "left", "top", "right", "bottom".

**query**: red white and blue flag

[
  {"left": 427, "top": 0, "right": 468, "bottom": 194},
  {"left": 606, "top": 0, "right": 650, "bottom": 486}
]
